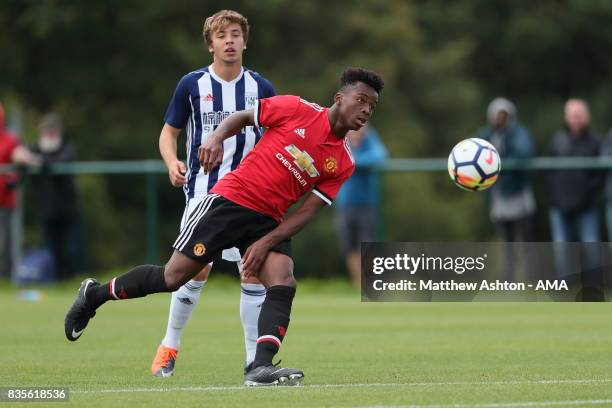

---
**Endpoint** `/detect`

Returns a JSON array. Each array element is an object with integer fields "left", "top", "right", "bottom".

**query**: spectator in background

[
  {"left": 473, "top": 97, "right": 536, "bottom": 281},
  {"left": 548, "top": 99, "right": 602, "bottom": 243},
  {"left": 0, "top": 102, "right": 39, "bottom": 279},
  {"left": 335, "top": 125, "right": 388, "bottom": 286},
  {"left": 548, "top": 99, "right": 603, "bottom": 281},
  {"left": 601, "top": 128, "right": 612, "bottom": 241},
  {"left": 30, "top": 113, "right": 84, "bottom": 280}
]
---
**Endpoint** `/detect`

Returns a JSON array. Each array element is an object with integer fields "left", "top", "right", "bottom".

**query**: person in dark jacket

[
  {"left": 548, "top": 99, "right": 602, "bottom": 243},
  {"left": 30, "top": 113, "right": 84, "bottom": 280},
  {"left": 548, "top": 99, "right": 603, "bottom": 280},
  {"left": 474, "top": 98, "right": 536, "bottom": 281},
  {"left": 600, "top": 128, "right": 612, "bottom": 241}
]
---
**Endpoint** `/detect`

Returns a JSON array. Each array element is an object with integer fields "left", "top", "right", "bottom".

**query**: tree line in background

[{"left": 2, "top": 0, "right": 612, "bottom": 275}]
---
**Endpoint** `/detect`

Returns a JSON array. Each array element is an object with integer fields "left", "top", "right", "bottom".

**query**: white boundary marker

[
  {"left": 363, "top": 401, "right": 612, "bottom": 408},
  {"left": 72, "top": 378, "right": 612, "bottom": 394}
]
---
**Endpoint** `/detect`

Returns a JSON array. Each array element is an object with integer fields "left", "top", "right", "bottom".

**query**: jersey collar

[{"left": 208, "top": 65, "right": 244, "bottom": 85}]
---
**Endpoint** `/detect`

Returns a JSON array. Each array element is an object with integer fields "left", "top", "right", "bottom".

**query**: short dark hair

[{"left": 340, "top": 68, "right": 384, "bottom": 94}]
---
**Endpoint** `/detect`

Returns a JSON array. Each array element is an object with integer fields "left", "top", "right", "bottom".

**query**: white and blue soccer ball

[{"left": 448, "top": 138, "right": 501, "bottom": 191}]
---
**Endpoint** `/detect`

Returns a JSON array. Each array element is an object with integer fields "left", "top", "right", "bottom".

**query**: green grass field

[{"left": 2, "top": 275, "right": 612, "bottom": 408}]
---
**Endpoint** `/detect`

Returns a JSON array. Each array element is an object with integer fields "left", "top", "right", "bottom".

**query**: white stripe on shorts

[
  {"left": 174, "top": 194, "right": 217, "bottom": 250},
  {"left": 179, "top": 195, "right": 214, "bottom": 239},
  {"left": 173, "top": 194, "right": 215, "bottom": 251},
  {"left": 173, "top": 194, "right": 218, "bottom": 251},
  {"left": 179, "top": 198, "right": 191, "bottom": 231}
]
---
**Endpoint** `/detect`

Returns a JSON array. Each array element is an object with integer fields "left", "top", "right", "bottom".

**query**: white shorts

[{"left": 180, "top": 196, "right": 242, "bottom": 263}]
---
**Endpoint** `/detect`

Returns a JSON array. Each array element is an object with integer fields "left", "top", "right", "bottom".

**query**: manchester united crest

[
  {"left": 324, "top": 157, "right": 338, "bottom": 174},
  {"left": 193, "top": 243, "right": 206, "bottom": 257}
]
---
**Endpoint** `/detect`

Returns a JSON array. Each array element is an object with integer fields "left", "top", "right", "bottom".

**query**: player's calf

[
  {"left": 64, "top": 254, "right": 203, "bottom": 342},
  {"left": 64, "top": 264, "right": 170, "bottom": 342},
  {"left": 251, "top": 285, "right": 296, "bottom": 368}
]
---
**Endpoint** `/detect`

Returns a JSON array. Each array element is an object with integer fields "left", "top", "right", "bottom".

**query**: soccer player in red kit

[{"left": 65, "top": 68, "right": 383, "bottom": 386}]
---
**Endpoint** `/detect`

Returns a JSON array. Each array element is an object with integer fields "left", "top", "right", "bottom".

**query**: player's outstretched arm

[
  {"left": 159, "top": 123, "right": 186, "bottom": 187},
  {"left": 241, "top": 193, "right": 327, "bottom": 278},
  {"left": 199, "top": 109, "right": 255, "bottom": 174}
]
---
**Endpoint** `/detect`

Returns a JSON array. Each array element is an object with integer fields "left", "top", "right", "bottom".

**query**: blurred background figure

[
  {"left": 600, "top": 128, "right": 612, "bottom": 241},
  {"left": 547, "top": 99, "right": 603, "bottom": 279},
  {"left": 0, "top": 102, "right": 39, "bottom": 280},
  {"left": 335, "top": 125, "right": 388, "bottom": 286},
  {"left": 473, "top": 98, "right": 536, "bottom": 281},
  {"left": 548, "top": 99, "right": 602, "bottom": 243},
  {"left": 29, "top": 113, "right": 84, "bottom": 280}
]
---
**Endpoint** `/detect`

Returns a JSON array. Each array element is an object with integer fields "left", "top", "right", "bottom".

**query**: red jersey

[
  {"left": 212, "top": 95, "right": 355, "bottom": 222},
  {"left": 0, "top": 130, "right": 19, "bottom": 209}
]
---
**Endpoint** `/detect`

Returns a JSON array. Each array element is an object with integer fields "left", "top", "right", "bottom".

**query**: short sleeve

[
  {"left": 259, "top": 78, "right": 276, "bottom": 98},
  {"left": 254, "top": 95, "right": 300, "bottom": 128},
  {"left": 164, "top": 75, "right": 192, "bottom": 129},
  {"left": 312, "top": 165, "right": 355, "bottom": 205}
]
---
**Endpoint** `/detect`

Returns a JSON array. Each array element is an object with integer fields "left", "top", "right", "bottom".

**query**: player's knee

[
  {"left": 163, "top": 250, "right": 208, "bottom": 290},
  {"left": 164, "top": 276, "right": 182, "bottom": 292},
  {"left": 270, "top": 270, "right": 296, "bottom": 288},
  {"left": 258, "top": 252, "right": 295, "bottom": 287},
  {"left": 281, "top": 275, "right": 297, "bottom": 288},
  {"left": 275, "top": 263, "right": 296, "bottom": 287},
  {"left": 163, "top": 266, "right": 191, "bottom": 291},
  {"left": 193, "top": 264, "right": 212, "bottom": 281},
  {"left": 257, "top": 270, "right": 296, "bottom": 288}
]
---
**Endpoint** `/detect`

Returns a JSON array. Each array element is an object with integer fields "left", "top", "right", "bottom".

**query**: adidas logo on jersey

[
  {"left": 294, "top": 128, "right": 306, "bottom": 138},
  {"left": 202, "top": 93, "right": 214, "bottom": 102}
]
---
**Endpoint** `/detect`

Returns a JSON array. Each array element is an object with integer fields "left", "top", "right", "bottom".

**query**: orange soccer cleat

[{"left": 151, "top": 345, "right": 178, "bottom": 377}]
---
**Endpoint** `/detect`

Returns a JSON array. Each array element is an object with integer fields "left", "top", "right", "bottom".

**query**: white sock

[
  {"left": 161, "top": 279, "right": 206, "bottom": 350},
  {"left": 240, "top": 283, "right": 266, "bottom": 367}
]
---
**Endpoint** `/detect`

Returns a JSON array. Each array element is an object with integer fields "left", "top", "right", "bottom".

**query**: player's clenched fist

[
  {"left": 198, "top": 135, "right": 223, "bottom": 174},
  {"left": 167, "top": 160, "right": 187, "bottom": 187}
]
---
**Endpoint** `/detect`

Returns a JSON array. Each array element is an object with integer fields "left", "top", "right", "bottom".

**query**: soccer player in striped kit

[{"left": 153, "top": 10, "right": 275, "bottom": 377}]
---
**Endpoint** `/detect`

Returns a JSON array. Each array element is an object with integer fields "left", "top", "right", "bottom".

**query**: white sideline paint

[
  {"left": 72, "top": 378, "right": 612, "bottom": 394},
  {"left": 363, "top": 400, "right": 612, "bottom": 408}
]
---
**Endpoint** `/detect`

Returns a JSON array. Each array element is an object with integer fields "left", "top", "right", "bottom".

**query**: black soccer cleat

[
  {"left": 64, "top": 278, "right": 99, "bottom": 341},
  {"left": 243, "top": 364, "right": 304, "bottom": 387}
]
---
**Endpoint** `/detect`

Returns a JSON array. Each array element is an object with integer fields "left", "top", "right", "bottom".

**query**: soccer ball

[{"left": 448, "top": 138, "right": 501, "bottom": 191}]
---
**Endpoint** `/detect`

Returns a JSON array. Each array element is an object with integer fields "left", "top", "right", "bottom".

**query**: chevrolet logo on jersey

[{"left": 284, "top": 144, "right": 320, "bottom": 177}]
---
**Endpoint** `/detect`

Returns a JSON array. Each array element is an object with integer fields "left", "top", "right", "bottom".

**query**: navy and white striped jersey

[{"left": 164, "top": 66, "right": 275, "bottom": 199}]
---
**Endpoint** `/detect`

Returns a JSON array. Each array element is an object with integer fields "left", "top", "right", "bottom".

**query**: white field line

[
  {"left": 72, "top": 378, "right": 612, "bottom": 394},
  {"left": 363, "top": 400, "right": 612, "bottom": 408}
]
